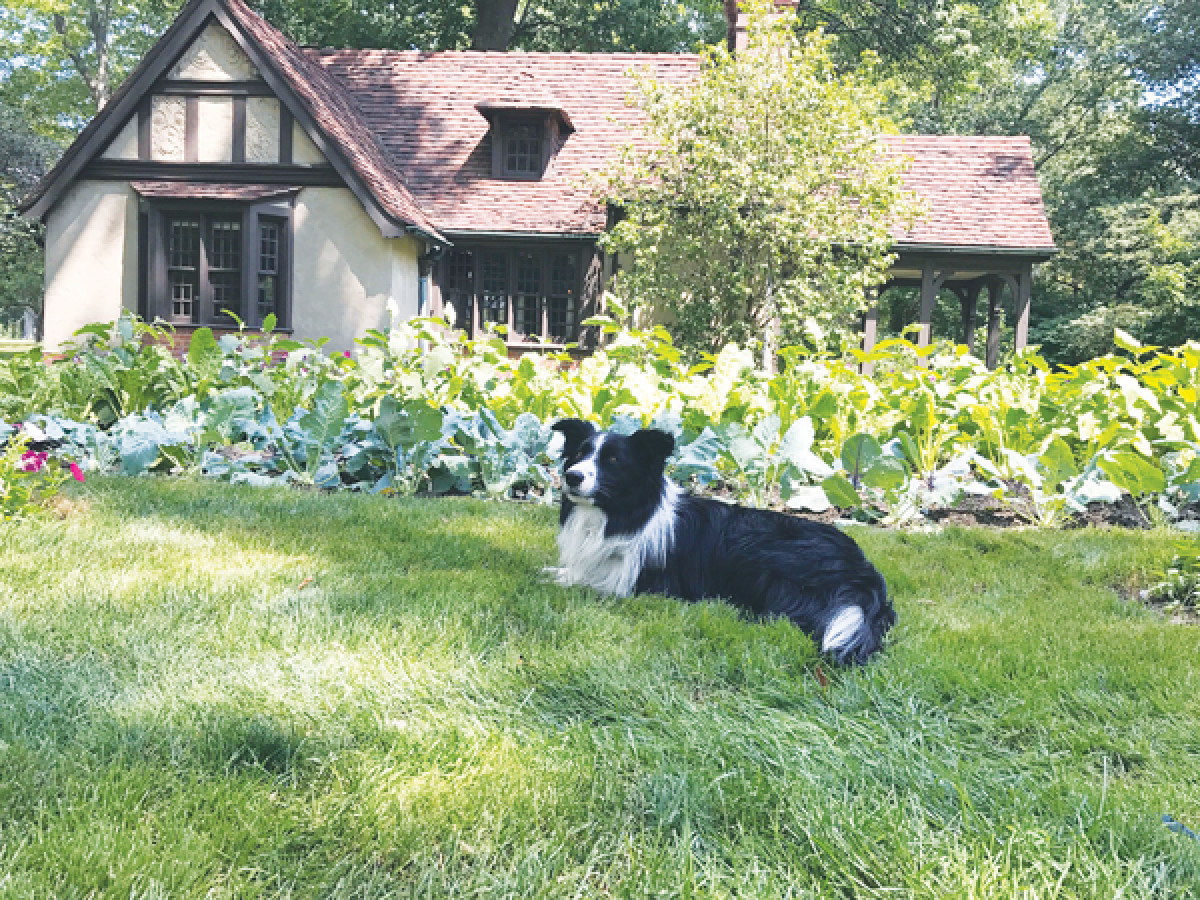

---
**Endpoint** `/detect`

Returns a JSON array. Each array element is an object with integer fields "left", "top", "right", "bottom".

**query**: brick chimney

[
  {"left": 723, "top": 0, "right": 749, "bottom": 52},
  {"left": 724, "top": 1, "right": 798, "bottom": 54}
]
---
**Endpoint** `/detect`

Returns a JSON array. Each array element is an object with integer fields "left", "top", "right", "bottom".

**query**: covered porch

[{"left": 862, "top": 246, "right": 1056, "bottom": 371}]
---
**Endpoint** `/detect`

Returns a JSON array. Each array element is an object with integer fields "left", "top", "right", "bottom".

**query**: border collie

[{"left": 546, "top": 419, "right": 896, "bottom": 664}]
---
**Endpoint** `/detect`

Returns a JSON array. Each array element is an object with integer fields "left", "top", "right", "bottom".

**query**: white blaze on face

[{"left": 566, "top": 433, "right": 606, "bottom": 501}]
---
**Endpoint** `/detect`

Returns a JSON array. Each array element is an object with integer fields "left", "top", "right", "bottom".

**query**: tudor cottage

[{"left": 22, "top": 0, "right": 1056, "bottom": 364}]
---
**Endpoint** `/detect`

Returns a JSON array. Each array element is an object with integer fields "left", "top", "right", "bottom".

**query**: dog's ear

[
  {"left": 629, "top": 428, "right": 675, "bottom": 467},
  {"left": 552, "top": 418, "right": 595, "bottom": 459}
]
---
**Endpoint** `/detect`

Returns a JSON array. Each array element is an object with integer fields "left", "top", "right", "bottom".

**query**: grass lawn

[{"left": 1, "top": 478, "right": 1199, "bottom": 898}]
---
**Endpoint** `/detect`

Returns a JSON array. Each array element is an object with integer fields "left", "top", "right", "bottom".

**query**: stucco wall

[
  {"left": 102, "top": 116, "right": 139, "bottom": 160},
  {"left": 293, "top": 123, "right": 327, "bottom": 165},
  {"left": 292, "top": 187, "right": 420, "bottom": 352},
  {"left": 41, "top": 184, "right": 419, "bottom": 354},
  {"left": 246, "top": 97, "right": 280, "bottom": 163},
  {"left": 151, "top": 95, "right": 187, "bottom": 161},
  {"left": 170, "top": 23, "right": 261, "bottom": 80},
  {"left": 197, "top": 96, "right": 234, "bottom": 162},
  {"left": 43, "top": 181, "right": 139, "bottom": 351}
]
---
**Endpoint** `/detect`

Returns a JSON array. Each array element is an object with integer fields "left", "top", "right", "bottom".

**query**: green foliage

[
  {"left": 597, "top": 0, "right": 919, "bottom": 364},
  {"left": 0, "top": 101, "right": 55, "bottom": 328},
  {"left": 12, "top": 311, "right": 1200, "bottom": 527},
  {"left": 0, "top": 430, "right": 67, "bottom": 519},
  {"left": 1143, "top": 540, "right": 1200, "bottom": 612},
  {"left": 0, "top": 0, "right": 183, "bottom": 137},
  {"left": 249, "top": 0, "right": 724, "bottom": 53}
]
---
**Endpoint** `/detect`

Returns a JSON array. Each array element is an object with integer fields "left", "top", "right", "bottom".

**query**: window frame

[
  {"left": 489, "top": 115, "right": 557, "bottom": 181},
  {"left": 144, "top": 196, "right": 293, "bottom": 330},
  {"left": 439, "top": 243, "right": 585, "bottom": 347}
]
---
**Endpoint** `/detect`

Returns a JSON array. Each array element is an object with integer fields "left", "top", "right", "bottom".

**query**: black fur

[{"left": 553, "top": 419, "right": 896, "bottom": 664}]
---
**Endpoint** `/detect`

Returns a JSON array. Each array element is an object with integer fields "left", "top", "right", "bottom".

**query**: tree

[
  {"left": 597, "top": 0, "right": 917, "bottom": 366},
  {"left": 0, "top": 0, "right": 182, "bottom": 138},
  {"left": 249, "top": 0, "right": 723, "bottom": 53},
  {"left": 0, "top": 101, "right": 57, "bottom": 329}
]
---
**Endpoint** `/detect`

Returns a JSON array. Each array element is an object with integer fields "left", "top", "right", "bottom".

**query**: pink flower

[
  {"left": 69, "top": 463, "right": 85, "bottom": 483},
  {"left": 343, "top": 351, "right": 352, "bottom": 358},
  {"left": 19, "top": 451, "right": 47, "bottom": 473}
]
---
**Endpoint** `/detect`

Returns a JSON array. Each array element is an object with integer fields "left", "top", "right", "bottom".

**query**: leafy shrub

[
  {"left": 8, "top": 310, "right": 1200, "bottom": 525},
  {"left": 0, "top": 427, "right": 82, "bottom": 520}
]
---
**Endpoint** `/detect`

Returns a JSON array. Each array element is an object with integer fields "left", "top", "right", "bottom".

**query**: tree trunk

[
  {"left": 91, "top": 0, "right": 112, "bottom": 108},
  {"left": 472, "top": 0, "right": 522, "bottom": 50},
  {"left": 55, "top": 0, "right": 114, "bottom": 110}
]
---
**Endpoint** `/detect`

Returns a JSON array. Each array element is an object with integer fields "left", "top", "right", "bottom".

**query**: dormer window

[
  {"left": 476, "top": 100, "right": 574, "bottom": 181},
  {"left": 505, "top": 123, "right": 543, "bottom": 176}
]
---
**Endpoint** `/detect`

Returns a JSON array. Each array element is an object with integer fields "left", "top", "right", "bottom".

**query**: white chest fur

[{"left": 550, "top": 480, "right": 680, "bottom": 597}]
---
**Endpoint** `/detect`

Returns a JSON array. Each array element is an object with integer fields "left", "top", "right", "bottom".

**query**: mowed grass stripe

[{"left": 0, "top": 478, "right": 1197, "bottom": 898}]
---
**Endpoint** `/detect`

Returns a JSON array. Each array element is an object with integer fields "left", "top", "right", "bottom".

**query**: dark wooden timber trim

[
  {"left": 441, "top": 230, "right": 599, "bottom": 244},
  {"left": 232, "top": 95, "right": 246, "bottom": 163},
  {"left": 893, "top": 248, "right": 1055, "bottom": 269},
  {"left": 278, "top": 105, "right": 293, "bottom": 165},
  {"left": 82, "top": 160, "right": 342, "bottom": 185},
  {"left": 155, "top": 78, "right": 274, "bottom": 95},
  {"left": 184, "top": 96, "right": 199, "bottom": 162},
  {"left": 137, "top": 96, "right": 152, "bottom": 160}
]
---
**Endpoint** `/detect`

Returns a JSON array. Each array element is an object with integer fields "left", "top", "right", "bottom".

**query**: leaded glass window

[
  {"left": 257, "top": 221, "right": 280, "bottom": 321},
  {"left": 167, "top": 218, "right": 200, "bottom": 323},
  {"left": 514, "top": 252, "right": 541, "bottom": 336},
  {"left": 504, "top": 124, "right": 542, "bottom": 176},
  {"left": 481, "top": 252, "right": 508, "bottom": 324}
]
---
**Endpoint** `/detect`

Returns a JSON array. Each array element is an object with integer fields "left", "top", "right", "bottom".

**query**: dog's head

[{"left": 552, "top": 419, "right": 674, "bottom": 510}]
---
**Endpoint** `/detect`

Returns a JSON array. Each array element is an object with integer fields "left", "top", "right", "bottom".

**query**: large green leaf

[
  {"left": 841, "top": 433, "right": 882, "bottom": 485},
  {"left": 300, "top": 381, "right": 349, "bottom": 473},
  {"left": 1039, "top": 437, "right": 1078, "bottom": 488},
  {"left": 861, "top": 456, "right": 908, "bottom": 491},
  {"left": 1098, "top": 451, "right": 1165, "bottom": 497},
  {"left": 821, "top": 473, "right": 862, "bottom": 508},
  {"left": 187, "top": 327, "right": 222, "bottom": 381}
]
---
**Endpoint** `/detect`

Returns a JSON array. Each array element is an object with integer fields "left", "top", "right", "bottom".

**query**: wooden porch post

[
  {"left": 985, "top": 278, "right": 1004, "bottom": 370},
  {"left": 861, "top": 289, "right": 879, "bottom": 376},
  {"left": 1014, "top": 263, "right": 1032, "bottom": 353},
  {"left": 961, "top": 282, "right": 981, "bottom": 356},
  {"left": 917, "top": 259, "right": 937, "bottom": 353}
]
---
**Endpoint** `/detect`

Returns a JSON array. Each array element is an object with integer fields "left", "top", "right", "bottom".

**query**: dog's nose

[{"left": 564, "top": 471, "right": 583, "bottom": 489}]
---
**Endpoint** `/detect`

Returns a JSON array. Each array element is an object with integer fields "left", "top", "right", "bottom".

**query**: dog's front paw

[{"left": 540, "top": 566, "right": 572, "bottom": 586}]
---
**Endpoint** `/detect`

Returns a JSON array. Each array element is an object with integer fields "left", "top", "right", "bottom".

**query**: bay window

[{"left": 145, "top": 198, "right": 292, "bottom": 329}]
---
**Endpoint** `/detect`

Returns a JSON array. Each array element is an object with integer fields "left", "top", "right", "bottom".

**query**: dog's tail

[{"left": 819, "top": 572, "right": 895, "bottom": 665}]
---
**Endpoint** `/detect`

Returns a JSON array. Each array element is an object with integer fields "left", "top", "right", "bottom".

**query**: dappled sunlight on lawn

[{"left": 0, "top": 478, "right": 1197, "bottom": 897}]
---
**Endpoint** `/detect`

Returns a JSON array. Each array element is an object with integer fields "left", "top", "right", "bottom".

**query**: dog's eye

[{"left": 602, "top": 451, "right": 618, "bottom": 463}]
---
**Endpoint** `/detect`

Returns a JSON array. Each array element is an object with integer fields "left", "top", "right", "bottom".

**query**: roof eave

[{"left": 895, "top": 242, "right": 1058, "bottom": 259}]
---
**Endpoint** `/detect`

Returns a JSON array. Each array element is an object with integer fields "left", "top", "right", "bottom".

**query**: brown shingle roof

[
  {"left": 886, "top": 135, "right": 1056, "bottom": 250},
  {"left": 222, "top": 0, "right": 443, "bottom": 241},
  {"left": 310, "top": 50, "right": 1054, "bottom": 249},
  {"left": 309, "top": 49, "right": 699, "bottom": 236},
  {"left": 23, "top": 0, "right": 1055, "bottom": 255}
]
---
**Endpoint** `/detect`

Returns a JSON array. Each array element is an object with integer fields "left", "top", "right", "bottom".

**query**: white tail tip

[{"left": 822, "top": 606, "right": 865, "bottom": 652}]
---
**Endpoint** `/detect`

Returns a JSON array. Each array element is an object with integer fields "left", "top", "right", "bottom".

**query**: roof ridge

[{"left": 308, "top": 48, "right": 702, "bottom": 60}]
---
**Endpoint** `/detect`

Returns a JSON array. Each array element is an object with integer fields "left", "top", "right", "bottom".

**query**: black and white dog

[{"left": 546, "top": 419, "right": 896, "bottom": 664}]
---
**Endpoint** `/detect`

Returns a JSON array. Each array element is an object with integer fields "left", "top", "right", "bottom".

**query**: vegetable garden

[{"left": 3, "top": 311, "right": 1200, "bottom": 531}]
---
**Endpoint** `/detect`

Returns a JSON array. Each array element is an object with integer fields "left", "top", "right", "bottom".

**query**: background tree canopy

[{"left": 1, "top": 0, "right": 1198, "bottom": 362}]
